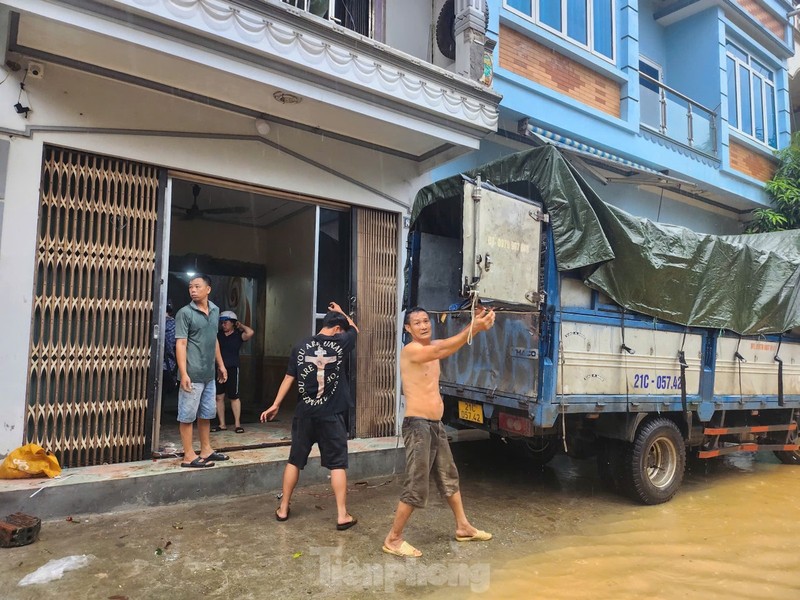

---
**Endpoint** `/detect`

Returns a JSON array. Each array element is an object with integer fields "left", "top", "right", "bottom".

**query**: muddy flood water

[
  {"left": 433, "top": 451, "right": 800, "bottom": 600},
  {"left": 1, "top": 441, "right": 797, "bottom": 600}
]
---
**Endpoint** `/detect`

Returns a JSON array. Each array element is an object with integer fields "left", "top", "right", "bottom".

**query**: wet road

[
  {"left": 1, "top": 440, "right": 798, "bottom": 599},
  {"left": 434, "top": 445, "right": 800, "bottom": 599}
]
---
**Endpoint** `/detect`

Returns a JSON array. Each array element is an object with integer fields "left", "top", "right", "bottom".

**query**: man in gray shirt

[{"left": 175, "top": 274, "right": 229, "bottom": 468}]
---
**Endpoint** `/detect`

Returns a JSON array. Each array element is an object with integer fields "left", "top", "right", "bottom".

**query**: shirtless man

[{"left": 382, "top": 305, "right": 496, "bottom": 558}]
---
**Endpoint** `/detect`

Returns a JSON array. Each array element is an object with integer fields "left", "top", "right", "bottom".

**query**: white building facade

[{"left": 0, "top": 0, "right": 500, "bottom": 463}]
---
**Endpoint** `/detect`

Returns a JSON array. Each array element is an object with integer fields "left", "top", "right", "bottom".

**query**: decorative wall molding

[
  {"left": 639, "top": 128, "right": 721, "bottom": 168},
  {"left": 120, "top": 0, "right": 499, "bottom": 130}
]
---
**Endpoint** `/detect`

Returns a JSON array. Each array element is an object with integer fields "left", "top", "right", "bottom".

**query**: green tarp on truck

[{"left": 411, "top": 145, "right": 800, "bottom": 335}]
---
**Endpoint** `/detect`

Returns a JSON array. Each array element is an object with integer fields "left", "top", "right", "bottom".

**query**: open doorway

[{"left": 155, "top": 177, "right": 351, "bottom": 454}]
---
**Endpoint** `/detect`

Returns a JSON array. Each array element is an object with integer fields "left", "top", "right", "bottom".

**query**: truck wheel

[
  {"left": 511, "top": 435, "right": 560, "bottom": 466},
  {"left": 774, "top": 449, "right": 800, "bottom": 465},
  {"left": 770, "top": 411, "right": 800, "bottom": 465},
  {"left": 625, "top": 418, "right": 686, "bottom": 505},
  {"left": 773, "top": 414, "right": 800, "bottom": 465}
]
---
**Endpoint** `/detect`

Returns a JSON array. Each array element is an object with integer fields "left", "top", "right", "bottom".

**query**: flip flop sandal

[
  {"left": 210, "top": 426, "right": 227, "bottom": 432},
  {"left": 235, "top": 427, "right": 245, "bottom": 433},
  {"left": 203, "top": 452, "right": 230, "bottom": 462},
  {"left": 455, "top": 529, "right": 493, "bottom": 542},
  {"left": 381, "top": 541, "right": 422, "bottom": 558},
  {"left": 181, "top": 457, "right": 215, "bottom": 468},
  {"left": 336, "top": 516, "right": 358, "bottom": 531},
  {"left": 275, "top": 508, "right": 290, "bottom": 522}
]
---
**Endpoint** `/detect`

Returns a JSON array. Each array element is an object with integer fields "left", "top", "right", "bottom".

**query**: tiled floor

[
  {"left": 156, "top": 418, "right": 293, "bottom": 457},
  {"left": 155, "top": 416, "right": 487, "bottom": 458}
]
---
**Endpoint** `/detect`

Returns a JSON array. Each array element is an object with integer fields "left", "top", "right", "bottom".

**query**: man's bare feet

[
  {"left": 455, "top": 524, "right": 479, "bottom": 539},
  {"left": 382, "top": 536, "right": 422, "bottom": 558},
  {"left": 336, "top": 515, "right": 358, "bottom": 531},
  {"left": 455, "top": 528, "right": 493, "bottom": 542}
]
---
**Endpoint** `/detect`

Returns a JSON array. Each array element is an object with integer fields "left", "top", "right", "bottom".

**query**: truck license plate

[{"left": 458, "top": 401, "right": 483, "bottom": 424}]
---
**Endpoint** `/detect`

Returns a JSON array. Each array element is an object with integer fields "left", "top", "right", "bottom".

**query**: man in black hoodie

[{"left": 261, "top": 302, "right": 359, "bottom": 531}]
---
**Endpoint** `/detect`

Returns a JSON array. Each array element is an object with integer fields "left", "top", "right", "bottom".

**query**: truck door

[
  {"left": 430, "top": 179, "right": 547, "bottom": 413},
  {"left": 461, "top": 179, "right": 545, "bottom": 306}
]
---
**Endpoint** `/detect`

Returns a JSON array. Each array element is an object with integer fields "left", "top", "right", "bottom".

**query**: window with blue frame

[
  {"left": 504, "top": 0, "right": 615, "bottom": 61},
  {"left": 726, "top": 42, "right": 777, "bottom": 149}
]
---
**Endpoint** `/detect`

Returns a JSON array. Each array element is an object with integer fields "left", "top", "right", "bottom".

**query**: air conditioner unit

[
  {"left": 432, "top": 0, "right": 489, "bottom": 70},
  {"left": 432, "top": 0, "right": 456, "bottom": 68}
]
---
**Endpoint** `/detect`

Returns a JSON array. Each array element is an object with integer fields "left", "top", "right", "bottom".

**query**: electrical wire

[{"left": 17, "top": 70, "right": 28, "bottom": 103}]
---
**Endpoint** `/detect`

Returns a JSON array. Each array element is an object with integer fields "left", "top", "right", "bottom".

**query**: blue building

[{"left": 437, "top": 0, "right": 794, "bottom": 233}]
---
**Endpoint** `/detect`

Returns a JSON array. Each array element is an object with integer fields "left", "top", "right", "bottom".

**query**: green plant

[{"left": 748, "top": 134, "right": 800, "bottom": 232}]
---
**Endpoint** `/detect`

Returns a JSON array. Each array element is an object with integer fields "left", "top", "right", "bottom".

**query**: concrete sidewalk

[
  {"left": 0, "top": 430, "right": 486, "bottom": 519},
  {"left": 0, "top": 436, "right": 404, "bottom": 519},
  {"left": 0, "top": 438, "right": 521, "bottom": 600}
]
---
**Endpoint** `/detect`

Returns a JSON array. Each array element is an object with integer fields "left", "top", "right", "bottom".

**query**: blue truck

[{"left": 406, "top": 146, "right": 800, "bottom": 504}]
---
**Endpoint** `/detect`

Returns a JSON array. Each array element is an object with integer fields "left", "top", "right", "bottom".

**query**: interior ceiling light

[
  {"left": 273, "top": 91, "right": 302, "bottom": 105},
  {"left": 255, "top": 118, "right": 271, "bottom": 137}
]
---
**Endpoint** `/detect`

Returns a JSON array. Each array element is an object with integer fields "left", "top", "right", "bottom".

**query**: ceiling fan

[{"left": 173, "top": 184, "right": 249, "bottom": 221}]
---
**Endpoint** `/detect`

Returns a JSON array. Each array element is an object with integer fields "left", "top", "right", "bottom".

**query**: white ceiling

[
  {"left": 170, "top": 179, "right": 313, "bottom": 228},
  {"left": 16, "top": 13, "right": 456, "bottom": 158}
]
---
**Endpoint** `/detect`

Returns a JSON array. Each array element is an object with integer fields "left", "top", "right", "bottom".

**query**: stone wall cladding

[
  {"left": 499, "top": 25, "right": 621, "bottom": 118},
  {"left": 729, "top": 140, "right": 777, "bottom": 181}
]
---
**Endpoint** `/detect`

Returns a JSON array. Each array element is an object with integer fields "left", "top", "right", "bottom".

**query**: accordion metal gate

[
  {"left": 25, "top": 146, "right": 161, "bottom": 467},
  {"left": 354, "top": 207, "right": 398, "bottom": 438}
]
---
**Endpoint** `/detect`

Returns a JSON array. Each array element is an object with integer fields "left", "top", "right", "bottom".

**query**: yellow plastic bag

[{"left": 0, "top": 444, "right": 62, "bottom": 479}]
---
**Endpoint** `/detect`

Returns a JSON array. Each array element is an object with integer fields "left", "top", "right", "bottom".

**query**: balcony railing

[
  {"left": 639, "top": 73, "right": 718, "bottom": 157},
  {"left": 282, "top": 0, "right": 372, "bottom": 37}
]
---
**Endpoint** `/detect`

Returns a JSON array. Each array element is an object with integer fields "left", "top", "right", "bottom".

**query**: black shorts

[
  {"left": 288, "top": 413, "right": 349, "bottom": 470},
  {"left": 215, "top": 367, "right": 240, "bottom": 399}
]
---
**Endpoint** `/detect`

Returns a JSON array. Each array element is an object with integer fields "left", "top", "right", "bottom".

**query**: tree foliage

[{"left": 747, "top": 135, "right": 800, "bottom": 233}]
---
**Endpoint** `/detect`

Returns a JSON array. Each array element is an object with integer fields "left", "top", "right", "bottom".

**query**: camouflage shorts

[{"left": 399, "top": 417, "right": 460, "bottom": 508}]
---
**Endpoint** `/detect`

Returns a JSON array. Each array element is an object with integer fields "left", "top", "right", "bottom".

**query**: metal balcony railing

[
  {"left": 639, "top": 72, "right": 718, "bottom": 157},
  {"left": 282, "top": 0, "right": 372, "bottom": 37}
]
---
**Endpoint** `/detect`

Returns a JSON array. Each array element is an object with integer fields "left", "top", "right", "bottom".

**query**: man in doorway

[
  {"left": 163, "top": 302, "right": 178, "bottom": 395},
  {"left": 175, "top": 274, "right": 229, "bottom": 468},
  {"left": 260, "top": 302, "right": 358, "bottom": 530},
  {"left": 213, "top": 311, "right": 255, "bottom": 434},
  {"left": 382, "top": 305, "right": 496, "bottom": 558}
]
